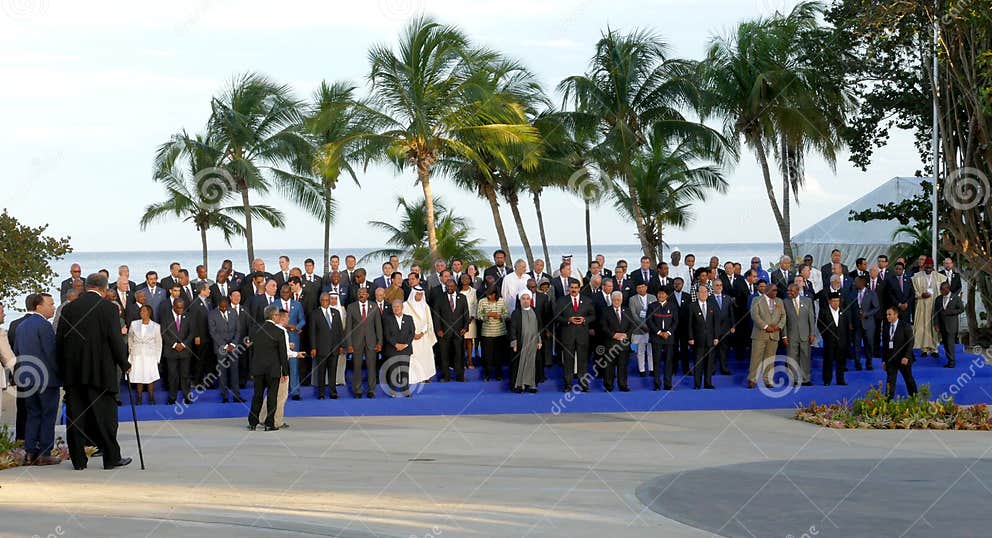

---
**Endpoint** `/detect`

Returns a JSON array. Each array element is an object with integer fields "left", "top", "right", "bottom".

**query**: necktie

[
  {"left": 449, "top": 294, "right": 455, "bottom": 311},
  {"left": 361, "top": 304, "right": 367, "bottom": 321},
  {"left": 768, "top": 298, "right": 773, "bottom": 311},
  {"left": 284, "top": 300, "right": 289, "bottom": 311},
  {"left": 643, "top": 270, "right": 648, "bottom": 282},
  {"left": 325, "top": 308, "right": 332, "bottom": 327},
  {"left": 295, "top": 293, "right": 300, "bottom": 302},
  {"left": 899, "top": 276, "right": 904, "bottom": 292},
  {"left": 701, "top": 302, "right": 706, "bottom": 319},
  {"left": 222, "top": 311, "right": 228, "bottom": 323},
  {"left": 175, "top": 317, "right": 180, "bottom": 331},
  {"left": 716, "top": 295, "right": 722, "bottom": 308},
  {"left": 858, "top": 290, "right": 864, "bottom": 307},
  {"left": 221, "top": 283, "right": 226, "bottom": 295},
  {"left": 573, "top": 297, "right": 578, "bottom": 312},
  {"left": 616, "top": 308, "right": 621, "bottom": 321},
  {"left": 890, "top": 324, "right": 896, "bottom": 340},
  {"left": 794, "top": 298, "right": 799, "bottom": 315},
  {"left": 378, "top": 302, "right": 384, "bottom": 313}
]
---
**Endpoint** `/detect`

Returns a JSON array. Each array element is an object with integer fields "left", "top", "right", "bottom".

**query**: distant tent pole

[{"left": 931, "top": 0, "right": 940, "bottom": 263}]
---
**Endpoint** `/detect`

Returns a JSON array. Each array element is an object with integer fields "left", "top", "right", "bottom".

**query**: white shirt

[
  {"left": 830, "top": 307, "right": 840, "bottom": 326},
  {"left": 501, "top": 271, "right": 530, "bottom": 315}
]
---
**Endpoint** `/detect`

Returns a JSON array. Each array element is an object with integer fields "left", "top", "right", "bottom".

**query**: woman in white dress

[
  {"left": 459, "top": 274, "right": 478, "bottom": 369},
  {"left": 127, "top": 304, "right": 162, "bottom": 405},
  {"left": 403, "top": 287, "right": 437, "bottom": 384}
]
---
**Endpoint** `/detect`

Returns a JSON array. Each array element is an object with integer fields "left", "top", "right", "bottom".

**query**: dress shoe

[
  {"left": 720, "top": 369, "right": 732, "bottom": 375},
  {"left": 865, "top": 366, "right": 873, "bottom": 371},
  {"left": 248, "top": 425, "right": 257, "bottom": 431},
  {"left": 366, "top": 391, "right": 375, "bottom": 399},
  {"left": 280, "top": 423, "right": 290, "bottom": 429},
  {"left": 23, "top": 454, "right": 36, "bottom": 466},
  {"left": 664, "top": 385, "right": 673, "bottom": 391},
  {"left": 167, "top": 398, "right": 177, "bottom": 405},
  {"left": 512, "top": 387, "right": 523, "bottom": 394},
  {"left": 837, "top": 381, "right": 848, "bottom": 386},
  {"left": 580, "top": 386, "right": 589, "bottom": 393},
  {"left": 329, "top": 393, "right": 339, "bottom": 399},
  {"left": 639, "top": 371, "right": 646, "bottom": 377},
  {"left": 801, "top": 382, "right": 814, "bottom": 387},
  {"left": 457, "top": 377, "right": 466, "bottom": 382},
  {"left": 73, "top": 464, "right": 87, "bottom": 471},
  {"left": 854, "top": 365, "right": 863, "bottom": 371},
  {"left": 765, "top": 383, "right": 774, "bottom": 389},
  {"left": 149, "top": 396, "right": 157, "bottom": 405},
  {"left": 135, "top": 400, "right": 142, "bottom": 406},
  {"left": 104, "top": 457, "right": 132, "bottom": 470},
  {"left": 221, "top": 397, "right": 229, "bottom": 404},
  {"left": 263, "top": 425, "right": 279, "bottom": 431},
  {"left": 291, "top": 395, "right": 301, "bottom": 401},
  {"left": 604, "top": 386, "right": 613, "bottom": 392},
  {"left": 183, "top": 396, "right": 193, "bottom": 405},
  {"left": 747, "top": 381, "right": 756, "bottom": 389},
  {"left": 526, "top": 387, "right": 537, "bottom": 394},
  {"left": 619, "top": 387, "right": 631, "bottom": 392},
  {"left": 705, "top": 384, "right": 716, "bottom": 389},
  {"left": 944, "top": 362, "right": 955, "bottom": 368},
  {"left": 317, "top": 394, "right": 325, "bottom": 400},
  {"left": 352, "top": 392, "right": 363, "bottom": 399},
  {"left": 653, "top": 385, "right": 661, "bottom": 391}
]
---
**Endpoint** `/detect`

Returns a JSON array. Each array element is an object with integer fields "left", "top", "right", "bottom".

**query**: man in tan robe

[{"left": 912, "top": 257, "right": 947, "bottom": 357}]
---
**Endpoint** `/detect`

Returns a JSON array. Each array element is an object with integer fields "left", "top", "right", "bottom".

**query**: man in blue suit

[
  {"left": 848, "top": 275, "right": 879, "bottom": 370},
  {"left": 277, "top": 283, "right": 306, "bottom": 400},
  {"left": 138, "top": 271, "right": 166, "bottom": 322},
  {"left": 13, "top": 293, "right": 62, "bottom": 466}
]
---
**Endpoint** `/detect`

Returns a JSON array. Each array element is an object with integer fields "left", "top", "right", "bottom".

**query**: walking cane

[{"left": 123, "top": 373, "right": 146, "bottom": 470}]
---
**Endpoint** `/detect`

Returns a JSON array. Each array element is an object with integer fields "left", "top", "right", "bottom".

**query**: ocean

[{"left": 3, "top": 243, "right": 784, "bottom": 321}]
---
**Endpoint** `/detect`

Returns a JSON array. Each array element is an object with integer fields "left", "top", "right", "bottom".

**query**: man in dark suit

[
  {"left": 820, "top": 249, "right": 849, "bottom": 291},
  {"left": 433, "top": 279, "right": 470, "bottom": 382},
  {"left": 847, "top": 276, "right": 879, "bottom": 371},
  {"left": 817, "top": 292, "right": 850, "bottom": 386},
  {"left": 770, "top": 256, "right": 797, "bottom": 298},
  {"left": 188, "top": 282, "right": 215, "bottom": 387},
  {"left": 556, "top": 281, "right": 596, "bottom": 392},
  {"left": 600, "top": 292, "right": 635, "bottom": 392},
  {"left": 55, "top": 274, "right": 131, "bottom": 470},
  {"left": 158, "top": 284, "right": 182, "bottom": 323},
  {"left": 867, "top": 266, "right": 888, "bottom": 357},
  {"left": 161, "top": 298, "right": 195, "bottom": 405},
  {"left": 14, "top": 293, "right": 62, "bottom": 465},
  {"left": 159, "top": 262, "right": 182, "bottom": 292},
  {"left": 686, "top": 285, "right": 719, "bottom": 389},
  {"left": 709, "top": 279, "right": 735, "bottom": 375},
  {"left": 526, "top": 258, "right": 553, "bottom": 285},
  {"left": 350, "top": 269, "right": 374, "bottom": 306},
  {"left": 935, "top": 281, "right": 964, "bottom": 367},
  {"left": 59, "top": 263, "right": 85, "bottom": 303},
  {"left": 208, "top": 296, "right": 243, "bottom": 403},
  {"left": 939, "top": 257, "right": 963, "bottom": 296},
  {"left": 483, "top": 249, "right": 509, "bottom": 287},
  {"left": 323, "top": 271, "right": 351, "bottom": 305},
  {"left": 346, "top": 286, "right": 383, "bottom": 398},
  {"left": 220, "top": 259, "right": 245, "bottom": 293},
  {"left": 209, "top": 269, "right": 234, "bottom": 304},
  {"left": 646, "top": 288, "right": 678, "bottom": 390},
  {"left": 670, "top": 277, "right": 692, "bottom": 376},
  {"left": 372, "top": 262, "right": 393, "bottom": 292},
  {"left": 630, "top": 256, "right": 657, "bottom": 292},
  {"left": 137, "top": 271, "right": 166, "bottom": 321},
  {"left": 310, "top": 292, "right": 345, "bottom": 399},
  {"left": 882, "top": 306, "right": 918, "bottom": 399},
  {"left": 248, "top": 305, "right": 288, "bottom": 431},
  {"left": 885, "top": 262, "right": 915, "bottom": 322},
  {"left": 272, "top": 255, "right": 292, "bottom": 288},
  {"left": 848, "top": 257, "right": 869, "bottom": 281},
  {"left": 551, "top": 262, "right": 580, "bottom": 300},
  {"left": 382, "top": 299, "right": 416, "bottom": 397}
]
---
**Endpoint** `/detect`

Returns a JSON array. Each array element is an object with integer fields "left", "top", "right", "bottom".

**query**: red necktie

[{"left": 361, "top": 304, "right": 367, "bottom": 321}]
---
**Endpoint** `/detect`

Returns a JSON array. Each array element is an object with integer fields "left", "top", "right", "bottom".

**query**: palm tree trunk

[
  {"left": 323, "top": 194, "right": 332, "bottom": 275},
  {"left": 417, "top": 160, "right": 440, "bottom": 261},
  {"left": 584, "top": 198, "right": 592, "bottom": 264},
  {"left": 199, "top": 226, "right": 209, "bottom": 271},
  {"left": 532, "top": 189, "right": 551, "bottom": 264},
  {"left": 483, "top": 183, "right": 511, "bottom": 257},
  {"left": 782, "top": 167, "right": 793, "bottom": 259},
  {"left": 507, "top": 191, "right": 534, "bottom": 268},
  {"left": 239, "top": 185, "right": 255, "bottom": 266},
  {"left": 624, "top": 178, "right": 653, "bottom": 260},
  {"left": 754, "top": 137, "right": 791, "bottom": 258}
]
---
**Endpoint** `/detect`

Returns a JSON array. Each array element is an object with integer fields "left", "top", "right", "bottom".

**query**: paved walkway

[{"left": 1, "top": 410, "right": 989, "bottom": 537}]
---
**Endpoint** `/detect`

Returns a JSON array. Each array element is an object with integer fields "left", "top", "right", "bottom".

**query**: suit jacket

[
  {"left": 272, "top": 270, "right": 293, "bottom": 289},
  {"left": 59, "top": 277, "right": 86, "bottom": 303},
  {"left": 939, "top": 269, "right": 963, "bottom": 295},
  {"left": 275, "top": 298, "right": 306, "bottom": 347},
  {"left": 750, "top": 295, "right": 786, "bottom": 341},
  {"left": 309, "top": 306, "right": 345, "bottom": 358},
  {"left": 817, "top": 306, "right": 850, "bottom": 348},
  {"left": 187, "top": 295, "right": 214, "bottom": 340},
  {"left": 882, "top": 319, "right": 914, "bottom": 365},
  {"left": 555, "top": 294, "right": 596, "bottom": 345},
  {"left": 847, "top": 287, "right": 879, "bottom": 333},
  {"left": 13, "top": 313, "right": 61, "bottom": 390},
  {"left": 820, "top": 263, "right": 849, "bottom": 290},
  {"left": 159, "top": 275, "right": 180, "bottom": 292},
  {"left": 885, "top": 274, "right": 915, "bottom": 313},
  {"left": 483, "top": 265, "right": 509, "bottom": 286},
  {"left": 139, "top": 285, "right": 166, "bottom": 321},
  {"left": 770, "top": 268, "right": 796, "bottom": 297},
  {"left": 382, "top": 313, "right": 415, "bottom": 358},
  {"left": 867, "top": 277, "right": 888, "bottom": 312},
  {"left": 208, "top": 308, "right": 241, "bottom": 353},
  {"left": 686, "top": 300, "right": 719, "bottom": 344},
  {"left": 346, "top": 301, "right": 383, "bottom": 350},
  {"left": 600, "top": 305, "right": 635, "bottom": 344},
  {"left": 710, "top": 293, "right": 735, "bottom": 337},
  {"left": 645, "top": 300, "right": 679, "bottom": 342},
  {"left": 433, "top": 291, "right": 470, "bottom": 337},
  {"left": 161, "top": 309, "right": 195, "bottom": 359},
  {"left": 323, "top": 281, "right": 351, "bottom": 305},
  {"left": 372, "top": 275, "right": 390, "bottom": 292},
  {"left": 209, "top": 281, "right": 235, "bottom": 304},
  {"left": 349, "top": 281, "right": 374, "bottom": 306},
  {"left": 934, "top": 293, "right": 964, "bottom": 337},
  {"left": 630, "top": 268, "right": 658, "bottom": 292},
  {"left": 783, "top": 296, "right": 816, "bottom": 342},
  {"left": 669, "top": 291, "right": 692, "bottom": 336},
  {"left": 55, "top": 291, "right": 129, "bottom": 392},
  {"left": 551, "top": 276, "right": 580, "bottom": 301},
  {"left": 250, "top": 321, "right": 289, "bottom": 377},
  {"left": 628, "top": 293, "right": 657, "bottom": 335}
]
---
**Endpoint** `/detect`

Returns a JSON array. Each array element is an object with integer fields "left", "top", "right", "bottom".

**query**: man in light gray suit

[
  {"left": 782, "top": 283, "right": 816, "bottom": 386},
  {"left": 628, "top": 282, "right": 657, "bottom": 376},
  {"left": 208, "top": 296, "right": 243, "bottom": 403},
  {"left": 748, "top": 283, "right": 786, "bottom": 388},
  {"left": 345, "top": 287, "right": 383, "bottom": 398}
]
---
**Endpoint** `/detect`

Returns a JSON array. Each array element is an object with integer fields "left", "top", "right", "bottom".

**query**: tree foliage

[{"left": 0, "top": 210, "right": 72, "bottom": 309}]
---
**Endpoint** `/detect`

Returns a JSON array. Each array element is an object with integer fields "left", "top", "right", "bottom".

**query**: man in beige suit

[{"left": 748, "top": 283, "right": 786, "bottom": 388}]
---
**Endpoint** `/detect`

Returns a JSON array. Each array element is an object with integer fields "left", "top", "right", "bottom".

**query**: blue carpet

[{"left": 119, "top": 345, "right": 991, "bottom": 422}]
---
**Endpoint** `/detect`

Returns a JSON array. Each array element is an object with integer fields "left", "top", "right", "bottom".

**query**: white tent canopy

[{"left": 791, "top": 176, "right": 927, "bottom": 267}]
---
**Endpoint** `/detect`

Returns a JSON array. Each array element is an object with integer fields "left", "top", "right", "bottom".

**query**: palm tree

[
  {"left": 156, "top": 72, "right": 320, "bottom": 265},
  {"left": 366, "top": 16, "right": 538, "bottom": 262},
  {"left": 612, "top": 124, "right": 729, "bottom": 261},
  {"left": 560, "top": 28, "right": 713, "bottom": 260},
  {"left": 305, "top": 81, "right": 380, "bottom": 274},
  {"left": 363, "top": 196, "right": 488, "bottom": 269},
  {"left": 141, "top": 134, "right": 284, "bottom": 269},
  {"left": 699, "top": 1, "right": 848, "bottom": 258}
]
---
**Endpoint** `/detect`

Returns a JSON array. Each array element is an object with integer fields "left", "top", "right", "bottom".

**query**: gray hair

[
  {"left": 85, "top": 273, "right": 108, "bottom": 290},
  {"left": 780, "top": 255, "right": 792, "bottom": 263},
  {"left": 610, "top": 291, "right": 624, "bottom": 300},
  {"left": 263, "top": 305, "right": 280, "bottom": 320}
]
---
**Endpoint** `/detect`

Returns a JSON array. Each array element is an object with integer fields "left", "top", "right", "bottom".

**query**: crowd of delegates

[{"left": 1, "top": 248, "right": 963, "bottom": 438}]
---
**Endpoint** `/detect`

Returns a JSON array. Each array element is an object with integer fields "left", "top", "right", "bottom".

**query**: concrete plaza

[{"left": 0, "top": 410, "right": 989, "bottom": 537}]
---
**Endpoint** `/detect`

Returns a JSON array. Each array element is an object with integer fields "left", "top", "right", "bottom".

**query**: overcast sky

[{"left": 0, "top": 0, "right": 922, "bottom": 253}]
